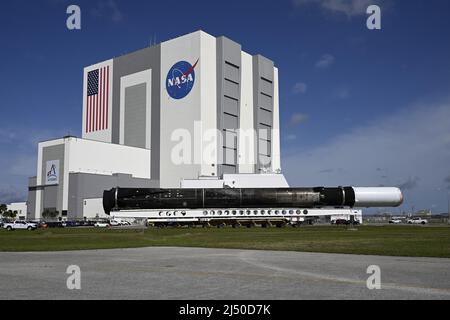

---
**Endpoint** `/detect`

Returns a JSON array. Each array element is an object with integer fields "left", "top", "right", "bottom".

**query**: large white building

[{"left": 27, "top": 30, "right": 288, "bottom": 220}]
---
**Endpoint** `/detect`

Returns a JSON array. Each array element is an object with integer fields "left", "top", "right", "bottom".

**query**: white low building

[{"left": 6, "top": 202, "right": 28, "bottom": 220}]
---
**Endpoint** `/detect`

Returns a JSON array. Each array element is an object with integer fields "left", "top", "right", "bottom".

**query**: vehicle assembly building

[{"left": 26, "top": 30, "right": 402, "bottom": 223}]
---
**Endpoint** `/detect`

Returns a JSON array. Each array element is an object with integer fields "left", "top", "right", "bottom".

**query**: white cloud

[
  {"left": 334, "top": 86, "right": 350, "bottom": 99},
  {"left": 288, "top": 113, "right": 309, "bottom": 127},
  {"left": 293, "top": 0, "right": 377, "bottom": 17},
  {"left": 293, "top": 82, "right": 308, "bottom": 94},
  {"left": 91, "top": 0, "right": 124, "bottom": 23},
  {"left": 282, "top": 99, "right": 450, "bottom": 212},
  {"left": 285, "top": 134, "right": 298, "bottom": 141},
  {"left": 315, "top": 54, "right": 335, "bottom": 69},
  {"left": 398, "top": 176, "right": 420, "bottom": 191}
]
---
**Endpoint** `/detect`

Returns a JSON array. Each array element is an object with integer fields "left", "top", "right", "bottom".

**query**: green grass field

[{"left": 0, "top": 225, "right": 449, "bottom": 257}]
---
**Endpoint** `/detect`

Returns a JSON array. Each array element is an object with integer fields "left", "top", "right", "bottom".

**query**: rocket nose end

[
  {"left": 353, "top": 187, "right": 405, "bottom": 208},
  {"left": 398, "top": 189, "right": 404, "bottom": 206}
]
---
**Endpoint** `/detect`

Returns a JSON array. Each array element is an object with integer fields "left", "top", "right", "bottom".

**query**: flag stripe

[
  {"left": 90, "top": 93, "right": 93, "bottom": 132},
  {"left": 98, "top": 73, "right": 100, "bottom": 132},
  {"left": 88, "top": 97, "right": 92, "bottom": 132},
  {"left": 86, "top": 94, "right": 89, "bottom": 133},
  {"left": 88, "top": 96, "right": 90, "bottom": 133},
  {"left": 100, "top": 68, "right": 103, "bottom": 131},
  {"left": 103, "top": 66, "right": 106, "bottom": 130},
  {"left": 91, "top": 95, "right": 93, "bottom": 132},
  {"left": 99, "top": 68, "right": 103, "bottom": 131},
  {"left": 106, "top": 66, "right": 109, "bottom": 130},
  {"left": 102, "top": 67, "right": 105, "bottom": 130},
  {"left": 93, "top": 94, "right": 95, "bottom": 132}
]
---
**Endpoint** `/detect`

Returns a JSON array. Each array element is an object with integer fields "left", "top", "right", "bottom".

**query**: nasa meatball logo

[{"left": 166, "top": 59, "right": 199, "bottom": 100}]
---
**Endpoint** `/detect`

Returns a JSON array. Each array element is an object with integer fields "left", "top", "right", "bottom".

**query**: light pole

[{"left": 447, "top": 191, "right": 450, "bottom": 224}]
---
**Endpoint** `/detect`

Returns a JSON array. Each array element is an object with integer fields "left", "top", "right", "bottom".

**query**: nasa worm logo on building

[{"left": 166, "top": 59, "right": 199, "bottom": 100}]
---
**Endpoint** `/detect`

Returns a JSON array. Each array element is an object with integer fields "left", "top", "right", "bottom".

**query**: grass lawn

[{"left": 0, "top": 225, "right": 449, "bottom": 258}]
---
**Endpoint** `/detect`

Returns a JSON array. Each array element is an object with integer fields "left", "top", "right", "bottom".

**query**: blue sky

[{"left": 0, "top": 0, "right": 449, "bottom": 213}]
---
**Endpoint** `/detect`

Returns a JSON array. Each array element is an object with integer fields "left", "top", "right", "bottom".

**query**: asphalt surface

[{"left": 1, "top": 247, "right": 449, "bottom": 300}]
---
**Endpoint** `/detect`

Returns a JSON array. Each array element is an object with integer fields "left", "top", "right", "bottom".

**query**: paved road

[{"left": 1, "top": 247, "right": 449, "bottom": 300}]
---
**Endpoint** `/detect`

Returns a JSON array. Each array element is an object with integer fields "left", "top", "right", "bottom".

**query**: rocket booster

[{"left": 102, "top": 186, "right": 403, "bottom": 215}]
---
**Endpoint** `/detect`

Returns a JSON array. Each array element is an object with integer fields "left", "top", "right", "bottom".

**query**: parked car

[
  {"left": 39, "top": 222, "right": 49, "bottom": 229},
  {"left": 63, "top": 221, "right": 81, "bottom": 228},
  {"left": 333, "top": 219, "right": 350, "bottom": 225},
  {"left": 407, "top": 217, "right": 428, "bottom": 225},
  {"left": 389, "top": 219, "right": 402, "bottom": 224},
  {"left": 80, "top": 220, "right": 95, "bottom": 227},
  {"left": 94, "top": 221, "right": 110, "bottom": 228},
  {"left": 109, "top": 220, "right": 121, "bottom": 227},
  {"left": 3, "top": 221, "right": 37, "bottom": 231},
  {"left": 46, "top": 221, "right": 64, "bottom": 228},
  {"left": 332, "top": 219, "right": 360, "bottom": 225},
  {"left": 28, "top": 220, "right": 48, "bottom": 229}
]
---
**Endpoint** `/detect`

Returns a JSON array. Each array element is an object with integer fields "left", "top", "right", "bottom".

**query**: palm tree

[{"left": 0, "top": 204, "right": 7, "bottom": 215}]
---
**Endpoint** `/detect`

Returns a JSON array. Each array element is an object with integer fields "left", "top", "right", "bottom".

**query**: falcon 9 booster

[{"left": 102, "top": 186, "right": 403, "bottom": 215}]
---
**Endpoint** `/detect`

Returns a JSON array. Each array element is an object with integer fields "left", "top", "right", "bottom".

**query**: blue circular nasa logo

[{"left": 166, "top": 59, "right": 199, "bottom": 100}]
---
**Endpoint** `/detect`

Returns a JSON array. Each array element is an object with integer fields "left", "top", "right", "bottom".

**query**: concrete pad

[{"left": 0, "top": 247, "right": 449, "bottom": 300}]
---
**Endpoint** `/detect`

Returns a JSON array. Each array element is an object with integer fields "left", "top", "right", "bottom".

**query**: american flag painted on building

[{"left": 86, "top": 66, "right": 110, "bottom": 133}]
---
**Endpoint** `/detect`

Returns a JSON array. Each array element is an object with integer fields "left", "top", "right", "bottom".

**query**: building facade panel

[
  {"left": 238, "top": 52, "right": 256, "bottom": 173},
  {"left": 112, "top": 45, "right": 161, "bottom": 179},
  {"left": 40, "top": 144, "right": 65, "bottom": 217},
  {"left": 68, "top": 173, "right": 159, "bottom": 219},
  {"left": 67, "top": 138, "right": 151, "bottom": 179},
  {"left": 27, "top": 177, "right": 37, "bottom": 219},
  {"left": 199, "top": 32, "right": 219, "bottom": 178},
  {"left": 119, "top": 69, "right": 152, "bottom": 150},
  {"left": 253, "top": 55, "right": 275, "bottom": 172},
  {"left": 217, "top": 36, "right": 242, "bottom": 176},
  {"left": 124, "top": 83, "right": 147, "bottom": 148},
  {"left": 271, "top": 67, "right": 281, "bottom": 173},
  {"left": 160, "top": 32, "right": 203, "bottom": 187}
]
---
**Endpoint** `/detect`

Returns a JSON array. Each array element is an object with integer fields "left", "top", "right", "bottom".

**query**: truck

[
  {"left": 3, "top": 221, "right": 38, "bottom": 231},
  {"left": 407, "top": 217, "right": 428, "bottom": 225}
]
